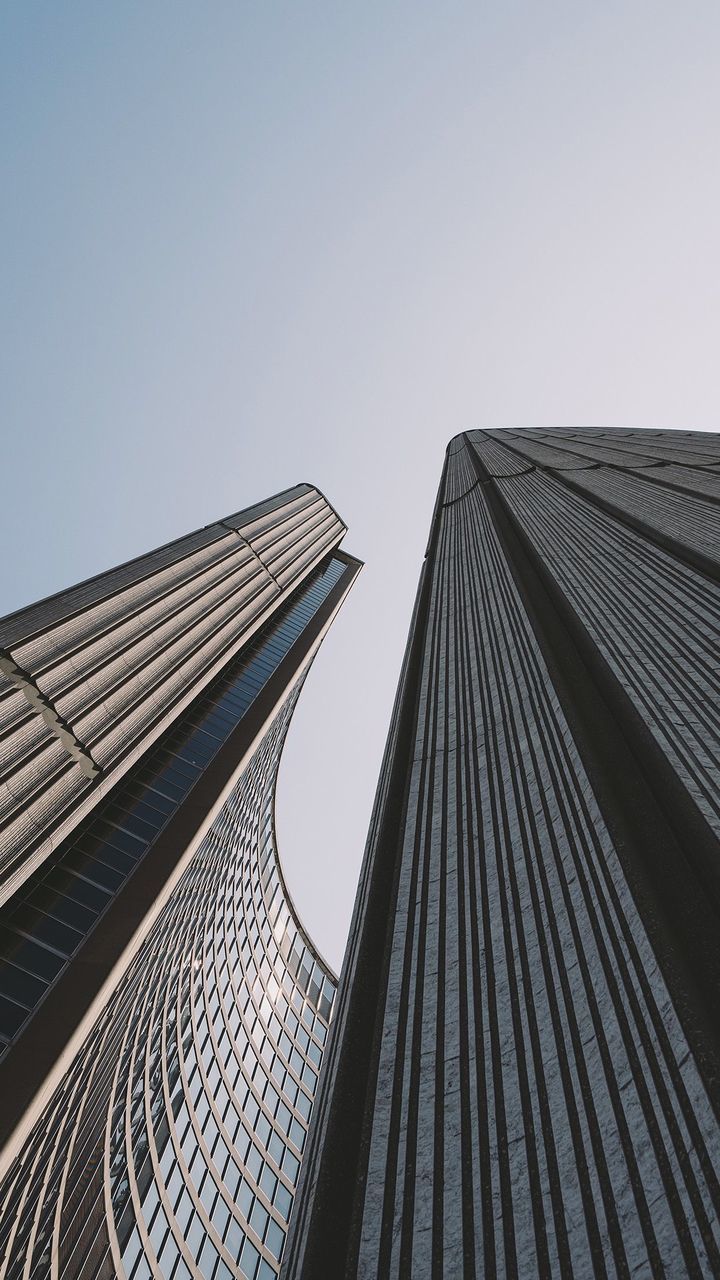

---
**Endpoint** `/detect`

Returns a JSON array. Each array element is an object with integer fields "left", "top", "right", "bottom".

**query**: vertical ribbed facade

[
  {"left": 0, "top": 488, "right": 361, "bottom": 1280},
  {"left": 285, "top": 430, "right": 720, "bottom": 1280}
]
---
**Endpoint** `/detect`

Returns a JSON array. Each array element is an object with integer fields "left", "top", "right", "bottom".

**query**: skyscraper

[
  {"left": 285, "top": 430, "right": 720, "bottom": 1279},
  {"left": 0, "top": 484, "right": 361, "bottom": 1280}
]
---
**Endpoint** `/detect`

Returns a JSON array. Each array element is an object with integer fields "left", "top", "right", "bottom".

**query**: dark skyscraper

[
  {"left": 285, "top": 430, "right": 720, "bottom": 1280},
  {"left": 0, "top": 485, "right": 360, "bottom": 1280}
]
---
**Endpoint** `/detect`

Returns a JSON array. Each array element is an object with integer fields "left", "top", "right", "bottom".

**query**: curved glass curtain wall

[{"left": 0, "top": 680, "right": 337, "bottom": 1279}]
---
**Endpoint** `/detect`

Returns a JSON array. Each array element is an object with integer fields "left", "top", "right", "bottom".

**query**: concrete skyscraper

[
  {"left": 0, "top": 485, "right": 360, "bottom": 1280},
  {"left": 286, "top": 430, "right": 720, "bottom": 1279}
]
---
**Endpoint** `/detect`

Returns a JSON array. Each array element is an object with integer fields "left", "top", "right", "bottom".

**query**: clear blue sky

[{"left": 3, "top": 2, "right": 720, "bottom": 967}]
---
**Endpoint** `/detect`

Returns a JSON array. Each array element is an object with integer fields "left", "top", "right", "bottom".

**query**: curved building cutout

[{"left": 0, "top": 488, "right": 360, "bottom": 1279}]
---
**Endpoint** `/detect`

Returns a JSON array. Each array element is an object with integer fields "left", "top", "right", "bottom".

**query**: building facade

[
  {"left": 286, "top": 429, "right": 720, "bottom": 1280},
  {"left": 0, "top": 485, "right": 360, "bottom": 1279}
]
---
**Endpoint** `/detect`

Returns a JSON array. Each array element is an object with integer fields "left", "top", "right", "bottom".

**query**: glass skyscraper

[
  {"left": 0, "top": 485, "right": 360, "bottom": 1279},
  {"left": 286, "top": 430, "right": 720, "bottom": 1280},
  {"left": 5, "top": 432, "right": 720, "bottom": 1280}
]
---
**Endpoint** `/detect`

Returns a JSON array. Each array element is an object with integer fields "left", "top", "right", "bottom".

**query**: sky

[{"left": 2, "top": 2, "right": 720, "bottom": 969}]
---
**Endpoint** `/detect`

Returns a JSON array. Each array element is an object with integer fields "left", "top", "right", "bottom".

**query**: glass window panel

[
  {"left": 130, "top": 1253, "right": 152, "bottom": 1280},
  {"left": 0, "top": 927, "right": 65, "bottom": 981},
  {"left": 125, "top": 784, "right": 176, "bottom": 817},
  {"left": 240, "top": 1237, "right": 260, "bottom": 1280},
  {"left": 148, "top": 1205, "right": 170, "bottom": 1255},
  {"left": 224, "top": 1216, "right": 245, "bottom": 1256},
  {"left": 121, "top": 1226, "right": 142, "bottom": 1275},
  {"left": 213, "top": 1198, "right": 230, "bottom": 1240},
  {"left": 174, "top": 1191, "right": 193, "bottom": 1234},
  {"left": 155, "top": 754, "right": 201, "bottom": 784},
  {"left": 185, "top": 1213, "right": 205, "bottom": 1259},
  {"left": 0, "top": 963, "right": 46, "bottom": 1009},
  {"left": 197, "top": 1235, "right": 218, "bottom": 1278},
  {"left": 142, "top": 1180, "right": 160, "bottom": 1223},
  {"left": 274, "top": 1184, "right": 291, "bottom": 1220},
  {"left": 62, "top": 849, "right": 125, "bottom": 892},
  {"left": 26, "top": 886, "right": 97, "bottom": 933},
  {"left": 119, "top": 796, "right": 170, "bottom": 829},
  {"left": 265, "top": 1219, "right": 285, "bottom": 1260},
  {"left": 78, "top": 839, "right": 136, "bottom": 876},
  {"left": 44, "top": 869, "right": 111, "bottom": 912},
  {"left": 249, "top": 1199, "right": 268, "bottom": 1239},
  {"left": 158, "top": 1231, "right": 180, "bottom": 1271},
  {"left": 0, "top": 993, "right": 28, "bottom": 1038},
  {"left": 7, "top": 905, "right": 82, "bottom": 957},
  {"left": 100, "top": 814, "right": 153, "bottom": 851}
]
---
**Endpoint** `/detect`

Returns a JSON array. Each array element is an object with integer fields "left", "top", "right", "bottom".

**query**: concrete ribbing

[{"left": 284, "top": 429, "right": 720, "bottom": 1280}]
